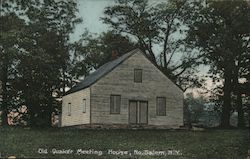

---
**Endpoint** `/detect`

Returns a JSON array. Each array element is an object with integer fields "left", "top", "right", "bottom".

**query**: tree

[
  {"left": 0, "top": 0, "right": 82, "bottom": 126},
  {"left": 69, "top": 31, "right": 138, "bottom": 80},
  {"left": 187, "top": 0, "right": 250, "bottom": 128},
  {"left": 102, "top": 0, "right": 204, "bottom": 90},
  {"left": 184, "top": 93, "right": 205, "bottom": 124},
  {"left": 18, "top": 0, "right": 81, "bottom": 126},
  {"left": 233, "top": 34, "right": 250, "bottom": 127},
  {"left": 0, "top": 2, "right": 27, "bottom": 125}
]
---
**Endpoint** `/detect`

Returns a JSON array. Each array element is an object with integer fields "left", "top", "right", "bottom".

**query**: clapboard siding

[
  {"left": 61, "top": 87, "right": 90, "bottom": 126},
  {"left": 90, "top": 51, "right": 183, "bottom": 127}
]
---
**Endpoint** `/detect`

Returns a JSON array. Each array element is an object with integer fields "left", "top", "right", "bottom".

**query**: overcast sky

[
  {"left": 70, "top": 0, "right": 167, "bottom": 41},
  {"left": 70, "top": 0, "right": 115, "bottom": 41}
]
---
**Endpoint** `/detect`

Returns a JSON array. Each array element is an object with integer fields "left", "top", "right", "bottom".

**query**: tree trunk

[
  {"left": 232, "top": 66, "right": 245, "bottom": 128},
  {"left": 162, "top": 25, "right": 171, "bottom": 69},
  {"left": 27, "top": 98, "right": 36, "bottom": 127},
  {"left": 1, "top": 62, "right": 8, "bottom": 126},
  {"left": 220, "top": 66, "right": 232, "bottom": 128},
  {"left": 63, "top": 68, "right": 66, "bottom": 94},
  {"left": 47, "top": 93, "right": 53, "bottom": 127},
  {"left": 237, "top": 93, "right": 245, "bottom": 128},
  {"left": 28, "top": 103, "right": 36, "bottom": 127}
]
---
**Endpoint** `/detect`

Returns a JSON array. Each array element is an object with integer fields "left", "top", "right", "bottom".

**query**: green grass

[{"left": 0, "top": 126, "right": 249, "bottom": 159}]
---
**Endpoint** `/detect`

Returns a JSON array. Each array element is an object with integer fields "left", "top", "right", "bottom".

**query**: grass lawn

[{"left": 0, "top": 126, "right": 249, "bottom": 159}]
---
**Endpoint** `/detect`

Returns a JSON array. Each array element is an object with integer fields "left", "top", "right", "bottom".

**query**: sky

[
  {"left": 70, "top": 0, "right": 213, "bottom": 97},
  {"left": 70, "top": 0, "right": 167, "bottom": 41},
  {"left": 70, "top": 0, "right": 115, "bottom": 41}
]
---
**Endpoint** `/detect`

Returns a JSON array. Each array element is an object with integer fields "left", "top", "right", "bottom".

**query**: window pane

[
  {"left": 110, "top": 96, "right": 114, "bottom": 113},
  {"left": 116, "top": 96, "right": 121, "bottom": 113},
  {"left": 156, "top": 97, "right": 166, "bottom": 116},
  {"left": 110, "top": 95, "right": 121, "bottom": 114},
  {"left": 68, "top": 103, "right": 71, "bottom": 116},
  {"left": 134, "top": 69, "right": 142, "bottom": 83},
  {"left": 83, "top": 99, "right": 86, "bottom": 113}
]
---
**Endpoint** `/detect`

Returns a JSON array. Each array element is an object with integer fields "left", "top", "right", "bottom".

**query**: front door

[{"left": 129, "top": 100, "right": 148, "bottom": 124}]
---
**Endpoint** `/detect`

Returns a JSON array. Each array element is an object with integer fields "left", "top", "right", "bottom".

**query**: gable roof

[
  {"left": 64, "top": 48, "right": 183, "bottom": 96},
  {"left": 64, "top": 49, "right": 139, "bottom": 95}
]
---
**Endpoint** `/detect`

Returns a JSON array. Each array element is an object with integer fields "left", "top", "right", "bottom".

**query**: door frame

[{"left": 128, "top": 100, "right": 148, "bottom": 125}]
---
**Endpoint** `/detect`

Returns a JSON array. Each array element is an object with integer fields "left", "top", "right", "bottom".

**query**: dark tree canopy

[
  {"left": 187, "top": 0, "right": 250, "bottom": 128},
  {"left": 0, "top": 0, "right": 82, "bottom": 126}
]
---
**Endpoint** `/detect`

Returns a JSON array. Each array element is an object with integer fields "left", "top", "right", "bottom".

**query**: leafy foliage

[
  {"left": 184, "top": 93, "right": 206, "bottom": 124},
  {"left": 0, "top": 0, "right": 82, "bottom": 126},
  {"left": 69, "top": 31, "right": 138, "bottom": 80},
  {"left": 187, "top": 0, "right": 250, "bottom": 127},
  {"left": 102, "top": 0, "right": 204, "bottom": 90}
]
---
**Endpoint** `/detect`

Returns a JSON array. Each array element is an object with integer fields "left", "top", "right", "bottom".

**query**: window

[
  {"left": 110, "top": 95, "right": 121, "bottom": 114},
  {"left": 82, "top": 99, "right": 86, "bottom": 113},
  {"left": 156, "top": 97, "right": 166, "bottom": 116},
  {"left": 68, "top": 103, "right": 71, "bottom": 116},
  {"left": 134, "top": 69, "right": 142, "bottom": 83}
]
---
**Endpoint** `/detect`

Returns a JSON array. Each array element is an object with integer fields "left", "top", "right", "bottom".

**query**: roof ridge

[
  {"left": 64, "top": 48, "right": 139, "bottom": 95},
  {"left": 64, "top": 48, "right": 183, "bottom": 96}
]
